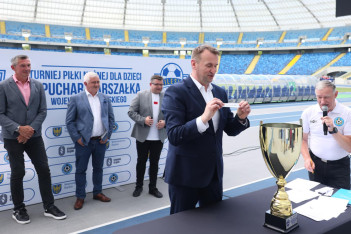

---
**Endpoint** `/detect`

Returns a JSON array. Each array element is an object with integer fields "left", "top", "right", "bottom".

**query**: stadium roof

[{"left": 1, "top": 0, "right": 351, "bottom": 32}]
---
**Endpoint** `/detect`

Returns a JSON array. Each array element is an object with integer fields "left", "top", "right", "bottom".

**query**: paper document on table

[
  {"left": 294, "top": 196, "right": 348, "bottom": 221},
  {"left": 223, "top": 103, "right": 239, "bottom": 108},
  {"left": 315, "top": 186, "right": 334, "bottom": 197},
  {"left": 285, "top": 178, "right": 320, "bottom": 190},
  {"left": 286, "top": 189, "right": 319, "bottom": 203}
]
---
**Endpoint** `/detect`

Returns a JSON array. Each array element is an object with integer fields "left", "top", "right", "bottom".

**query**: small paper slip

[
  {"left": 223, "top": 103, "right": 239, "bottom": 108},
  {"left": 286, "top": 178, "right": 319, "bottom": 190}
]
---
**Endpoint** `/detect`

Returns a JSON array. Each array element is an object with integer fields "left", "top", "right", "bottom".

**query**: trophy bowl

[{"left": 259, "top": 121, "right": 303, "bottom": 233}]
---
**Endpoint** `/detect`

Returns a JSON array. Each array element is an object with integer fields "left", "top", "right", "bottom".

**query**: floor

[{"left": 1, "top": 97, "right": 350, "bottom": 234}]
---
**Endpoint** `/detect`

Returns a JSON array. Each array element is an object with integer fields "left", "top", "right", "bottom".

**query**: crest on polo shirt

[{"left": 334, "top": 117, "right": 344, "bottom": 126}]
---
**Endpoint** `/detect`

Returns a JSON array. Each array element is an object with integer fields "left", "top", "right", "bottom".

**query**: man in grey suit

[
  {"left": 0, "top": 55, "right": 66, "bottom": 224},
  {"left": 128, "top": 75, "right": 167, "bottom": 198},
  {"left": 66, "top": 72, "right": 115, "bottom": 210}
]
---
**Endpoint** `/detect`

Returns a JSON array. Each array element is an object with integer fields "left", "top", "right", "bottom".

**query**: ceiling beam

[
  {"left": 229, "top": 0, "right": 240, "bottom": 28},
  {"left": 80, "top": 0, "right": 87, "bottom": 25},
  {"left": 34, "top": 0, "right": 39, "bottom": 20},
  {"left": 262, "top": 0, "right": 279, "bottom": 28},
  {"left": 298, "top": 0, "right": 321, "bottom": 26},
  {"left": 123, "top": 0, "right": 128, "bottom": 26},
  {"left": 198, "top": 0, "right": 202, "bottom": 29}
]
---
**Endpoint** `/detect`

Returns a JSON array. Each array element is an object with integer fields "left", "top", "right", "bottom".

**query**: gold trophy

[{"left": 259, "top": 121, "right": 303, "bottom": 233}]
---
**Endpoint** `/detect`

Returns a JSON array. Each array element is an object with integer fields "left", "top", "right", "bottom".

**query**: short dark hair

[
  {"left": 191, "top": 44, "right": 219, "bottom": 62},
  {"left": 150, "top": 75, "right": 163, "bottom": 82},
  {"left": 11, "top": 55, "right": 29, "bottom": 66}
]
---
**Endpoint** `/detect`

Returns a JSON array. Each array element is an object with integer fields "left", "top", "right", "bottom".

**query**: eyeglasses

[{"left": 151, "top": 83, "right": 163, "bottom": 86}]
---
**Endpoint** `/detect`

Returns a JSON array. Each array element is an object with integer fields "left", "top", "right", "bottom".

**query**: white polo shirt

[{"left": 301, "top": 100, "right": 351, "bottom": 160}]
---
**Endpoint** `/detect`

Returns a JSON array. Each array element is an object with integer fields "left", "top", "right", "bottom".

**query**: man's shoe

[
  {"left": 12, "top": 207, "right": 30, "bottom": 224},
  {"left": 44, "top": 205, "right": 66, "bottom": 220},
  {"left": 93, "top": 193, "right": 111, "bottom": 202},
  {"left": 74, "top": 198, "right": 84, "bottom": 210},
  {"left": 133, "top": 187, "right": 143, "bottom": 197},
  {"left": 149, "top": 188, "right": 163, "bottom": 198}
]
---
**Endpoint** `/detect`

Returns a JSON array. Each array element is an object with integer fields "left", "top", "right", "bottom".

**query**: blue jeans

[{"left": 75, "top": 139, "right": 107, "bottom": 198}]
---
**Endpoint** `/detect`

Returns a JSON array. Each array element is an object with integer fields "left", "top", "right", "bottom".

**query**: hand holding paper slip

[{"left": 223, "top": 103, "right": 239, "bottom": 108}]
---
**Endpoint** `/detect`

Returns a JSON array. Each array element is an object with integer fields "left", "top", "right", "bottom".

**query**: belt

[
  {"left": 90, "top": 136, "right": 101, "bottom": 140},
  {"left": 311, "top": 153, "right": 350, "bottom": 164}
]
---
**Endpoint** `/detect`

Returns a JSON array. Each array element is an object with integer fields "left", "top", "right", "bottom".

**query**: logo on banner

[
  {"left": 58, "top": 145, "right": 66, "bottom": 156},
  {"left": 53, "top": 127, "right": 62, "bottom": 137},
  {"left": 106, "top": 157, "right": 112, "bottom": 167},
  {"left": 157, "top": 63, "right": 188, "bottom": 87},
  {"left": 112, "top": 122, "right": 118, "bottom": 133},
  {"left": 0, "top": 193, "right": 7, "bottom": 205},
  {"left": 0, "top": 70, "right": 6, "bottom": 82},
  {"left": 3, "top": 153, "right": 9, "bottom": 164},
  {"left": 0, "top": 174, "right": 4, "bottom": 184},
  {"left": 52, "top": 184, "right": 62, "bottom": 194},
  {"left": 62, "top": 163, "right": 72, "bottom": 175},
  {"left": 109, "top": 173, "right": 118, "bottom": 184}
]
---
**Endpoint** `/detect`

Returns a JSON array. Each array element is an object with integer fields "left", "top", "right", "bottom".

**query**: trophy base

[{"left": 264, "top": 210, "right": 299, "bottom": 233}]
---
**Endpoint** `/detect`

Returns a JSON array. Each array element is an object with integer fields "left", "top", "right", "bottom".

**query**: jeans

[
  {"left": 136, "top": 140, "right": 163, "bottom": 190},
  {"left": 4, "top": 136, "right": 54, "bottom": 210},
  {"left": 75, "top": 139, "right": 107, "bottom": 198}
]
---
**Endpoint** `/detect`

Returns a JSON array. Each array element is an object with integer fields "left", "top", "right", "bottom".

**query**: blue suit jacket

[
  {"left": 162, "top": 76, "right": 250, "bottom": 188},
  {"left": 66, "top": 91, "right": 115, "bottom": 146}
]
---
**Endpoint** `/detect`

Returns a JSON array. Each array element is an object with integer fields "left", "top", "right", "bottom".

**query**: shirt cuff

[
  {"left": 235, "top": 114, "right": 248, "bottom": 126},
  {"left": 196, "top": 117, "right": 209, "bottom": 133}
]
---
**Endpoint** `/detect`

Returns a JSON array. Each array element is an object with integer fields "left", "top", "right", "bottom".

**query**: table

[{"left": 115, "top": 186, "right": 351, "bottom": 234}]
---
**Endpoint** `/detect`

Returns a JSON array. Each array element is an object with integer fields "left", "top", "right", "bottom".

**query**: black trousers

[
  {"left": 168, "top": 176, "right": 222, "bottom": 215},
  {"left": 4, "top": 136, "right": 54, "bottom": 210},
  {"left": 135, "top": 140, "right": 163, "bottom": 190},
  {"left": 309, "top": 151, "right": 350, "bottom": 190}
]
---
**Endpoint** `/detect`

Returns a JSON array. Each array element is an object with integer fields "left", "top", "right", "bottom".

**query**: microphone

[{"left": 322, "top": 105, "right": 328, "bottom": 135}]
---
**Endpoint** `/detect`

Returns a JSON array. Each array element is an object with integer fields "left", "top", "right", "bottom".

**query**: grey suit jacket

[
  {"left": 0, "top": 76, "right": 47, "bottom": 139},
  {"left": 66, "top": 91, "right": 115, "bottom": 146},
  {"left": 128, "top": 89, "right": 167, "bottom": 143}
]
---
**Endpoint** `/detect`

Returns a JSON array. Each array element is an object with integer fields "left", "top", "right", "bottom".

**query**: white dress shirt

[
  {"left": 190, "top": 76, "right": 220, "bottom": 133},
  {"left": 86, "top": 90, "right": 105, "bottom": 137}
]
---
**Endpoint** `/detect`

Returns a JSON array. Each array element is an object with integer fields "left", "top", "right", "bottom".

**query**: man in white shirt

[
  {"left": 301, "top": 80, "right": 351, "bottom": 189},
  {"left": 128, "top": 75, "right": 167, "bottom": 198},
  {"left": 66, "top": 72, "right": 115, "bottom": 210}
]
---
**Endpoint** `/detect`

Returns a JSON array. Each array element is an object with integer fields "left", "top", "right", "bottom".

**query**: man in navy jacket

[{"left": 162, "top": 45, "right": 251, "bottom": 214}]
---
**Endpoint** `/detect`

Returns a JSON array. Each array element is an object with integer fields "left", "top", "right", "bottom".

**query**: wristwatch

[
  {"left": 328, "top": 127, "right": 338, "bottom": 134},
  {"left": 15, "top": 125, "right": 20, "bottom": 133}
]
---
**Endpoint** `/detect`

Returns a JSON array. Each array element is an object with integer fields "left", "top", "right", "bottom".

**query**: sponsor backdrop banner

[{"left": 0, "top": 49, "right": 190, "bottom": 211}]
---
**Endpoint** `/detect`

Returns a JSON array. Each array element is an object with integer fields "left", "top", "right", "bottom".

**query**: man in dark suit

[
  {"left": 128, "top": 75, "right": 167, "bottom": 198},
  {"left": 162, "top": 45, "right": 251, "bottom": 214},
  {"left": 0, "top": 55, "right": 66, "bottom": 224},
  {"left": 66, "top": 72, "right": 115, "bottom": 210}
]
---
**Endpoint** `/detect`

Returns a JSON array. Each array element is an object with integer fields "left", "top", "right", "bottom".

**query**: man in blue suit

[
  {"left": 66, "top": 72, "right": 115, "bottom": 210},
  {"left": 162, "top": 45, "right": 251, "bottom": 214}
]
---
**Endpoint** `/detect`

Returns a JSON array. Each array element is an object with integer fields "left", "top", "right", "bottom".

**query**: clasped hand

[{"left": 17, "top": 125, "right": 35, "bottom": 144}]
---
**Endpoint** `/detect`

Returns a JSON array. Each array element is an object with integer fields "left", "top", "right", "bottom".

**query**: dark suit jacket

[
  {"left": 162, "top": 76, "right": 250, "bottom": 188},
  {"left": 66, "top": 91, "right": 115, "bottom": 146},
  {"left": 128, "top": 89, "right": 167, "bottom": 143},
  {"left": 0, "top": 76, "right": 47, "bottom": 139}
]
